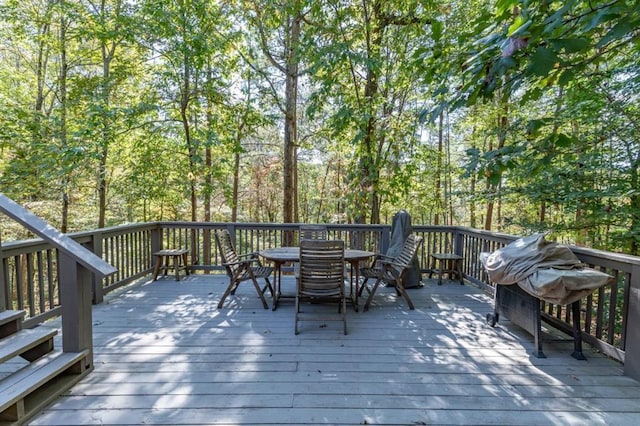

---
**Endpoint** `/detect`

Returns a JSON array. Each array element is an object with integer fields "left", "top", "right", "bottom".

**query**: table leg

[
  {"left": 182, "top": 252, "right": 190, "bottom": 277},
  {"left": 152, "top": 255, "right": 161, "bottom": 281},
  {"left": 347, "top": 260, "right": 360, "bottom": 312},
  {"left": 272, "top": 261, "right": 284, "bottom": 311},
  {"left": 174, "top": 255, "right": 183, "bottom": 281}
]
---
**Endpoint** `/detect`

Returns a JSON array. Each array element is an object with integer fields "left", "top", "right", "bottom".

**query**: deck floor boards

[{"left": 30, "top": 274, "right": 640, "bottom": 425}]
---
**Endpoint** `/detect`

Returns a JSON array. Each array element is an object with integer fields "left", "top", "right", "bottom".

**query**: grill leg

[
  {"left": 532, "top": 298, "right": 546, "bottom": 358},
  {"left": 571, "top": 301, "right": 586, "bottom": 360}
]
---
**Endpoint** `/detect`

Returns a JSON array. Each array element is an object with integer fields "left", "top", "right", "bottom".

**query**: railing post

[
  {"left": 380, "top": 225, "right": 392, "bottom": 254},
  {"left": 89, "top": 230, "right": 104, "bottom": 305},
  {"left": 225, "top": 224, "right": 237, "bottom": 245},
  {"left": 151, "top": 224, "right": 162, "bottom": 255},
  {"left": 202, "top": 226, "right": 211, "bottom": 273},
  {"left": 453, "top": 228, "right": 464, "bottom": 257},
  {"left": 58, "top": 251, "right": 93, "bottom": 370},
  {"left": 624, "top": 264, "right": 640, "bottom": 381}
]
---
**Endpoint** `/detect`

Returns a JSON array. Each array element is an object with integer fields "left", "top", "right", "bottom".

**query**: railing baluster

[
  {"left": 596, "top": 285, "right": 606, "bottom": 339},
  {"left": 37, "top": 251, "right": 45, "bottom": 314},
  {"left": 14, "top": 254, "right": 24, "bottom": 311},
  {"left": 47, "top": 249, "right": 55, "bottom": 309},
  {"left": 26, "top": 252, "right": 35, "bottom": 317},
  {"left": 607, "top": 270, "right": 619, "bottom": 345},
  {"left": 620, "top": 271, "right": 630, "bottom": 350}
]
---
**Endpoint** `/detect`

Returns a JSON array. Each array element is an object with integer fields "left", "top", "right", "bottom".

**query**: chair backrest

[
  {"left": 214, "top": 229, "right": 241, "bottom": 276},
  {"left": 299, "top": 224, "right": 328, "bottom": 242},
  {"left": 393, "top": 234, "right": 424, "bottom": 272},
  {"left": 298, "top": 239, "right": 345, "bottom": 297}
]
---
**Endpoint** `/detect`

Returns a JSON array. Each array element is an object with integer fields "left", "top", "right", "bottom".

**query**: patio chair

[
  {"left": 295, "top": 239, "right": 347, "bottom": 335},
  {"left": 299, "top": 224, "right": 328, "bottom": 241},
  {"left": 214, "top": 229, "right": 273, "bottom": 309},
  {"left": 359, "top": 234, "right": 424, "bottom": 311},
  {"left": 295, "top": 225, "right": 329, "bottom": 278}
]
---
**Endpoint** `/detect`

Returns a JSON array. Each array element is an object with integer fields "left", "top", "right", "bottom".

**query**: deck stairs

[{"left": 0, "top": 310, "right": 90, "bottom": 425}]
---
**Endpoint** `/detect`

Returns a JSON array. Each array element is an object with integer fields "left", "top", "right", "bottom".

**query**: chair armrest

[
  {"left": 223, "top": 258, "right": 254, "bottom": 267},
  {"left": 237, "top": 252, "right": 258, "bottom": 260},
  {"left": 367, "top": 253, "right": 393, "bottom": 268},
  {"left": 379, "top": 259, "right": 406, "bottom": 269}
]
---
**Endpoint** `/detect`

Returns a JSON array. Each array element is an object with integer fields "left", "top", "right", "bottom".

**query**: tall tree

[
  {"left": 140, "top": 0, "right": 225, "bottom": 222},
  {"left": 81, "top": 0, "right": 134, "bottom": 228},
  {"left": 243, "top": 0, "right": 311, "bottom": 225},
  {"left": 307, "top": 0, "right": 434, "bottom": 224}
]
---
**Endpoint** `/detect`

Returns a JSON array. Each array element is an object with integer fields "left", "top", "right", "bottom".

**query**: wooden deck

[{"left": 30, "top": 274, "right": 640, "bottom": 425}]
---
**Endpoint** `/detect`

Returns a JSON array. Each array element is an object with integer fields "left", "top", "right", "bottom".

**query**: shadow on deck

[{"left": 31, "top": 274, "right": 640, "bottom": 425}]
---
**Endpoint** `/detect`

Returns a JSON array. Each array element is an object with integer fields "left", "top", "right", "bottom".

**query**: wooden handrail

[{"left": 0, "top": 194, "right": 116, "bottom": 277}]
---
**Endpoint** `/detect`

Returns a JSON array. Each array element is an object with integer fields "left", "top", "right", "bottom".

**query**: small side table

[
  {"left": 430, "top": 253, "right": 464, "bottom": 285},
  {"left": 153, "top": 249, "right": 190, "bottom": 281}
]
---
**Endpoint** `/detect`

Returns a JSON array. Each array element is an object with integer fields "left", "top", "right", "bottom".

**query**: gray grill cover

[
  {"left": 387, "top": 210, "right": 422, "bottom": 288},
  {"left": 481, "top": 233, "right": 611, "bottom": 305}
]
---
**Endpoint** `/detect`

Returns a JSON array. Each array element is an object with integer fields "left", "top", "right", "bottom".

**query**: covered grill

[{"left": 481, "top": 233, "right": 612, "bottom": 359}]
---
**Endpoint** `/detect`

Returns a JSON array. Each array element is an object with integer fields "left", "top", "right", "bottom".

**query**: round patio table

[{"left": 260, "top": 246, "right": 373, "bottom": 311}]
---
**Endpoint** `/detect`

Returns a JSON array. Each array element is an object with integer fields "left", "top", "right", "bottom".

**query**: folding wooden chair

[
  {"left": 299, "top": 224, "right": 328, "bottom": 241},
  {"left": 295, "top": 239, "right": 347, "bottom": 335},
  {"left": 214, "top": 229, "right": 273, "bottom": 309},
  {"left": 359, "top": 234, "right": 424, "bottom": 311}
]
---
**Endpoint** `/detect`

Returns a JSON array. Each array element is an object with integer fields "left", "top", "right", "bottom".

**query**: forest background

[{"left": 0, "top": 0, "right": 639, "bottom": 255}]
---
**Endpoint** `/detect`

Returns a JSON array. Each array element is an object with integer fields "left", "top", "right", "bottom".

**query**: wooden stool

[
  {"left": 430, "top": 253, "right": 464, "bottom": 285},
  {"left": 152, "top": 249, "right": 190, "bottom": 281}
]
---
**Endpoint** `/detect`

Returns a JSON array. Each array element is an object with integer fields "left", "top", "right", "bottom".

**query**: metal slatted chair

[
  {"left": 295, "top": 239, "right": 347, "bottom": 335},
  {"left": 214, "top": 229, "right": 273, "bottom": 309},
  {"left": 359, "top": 234, "right": 424, "bottom": 311}
]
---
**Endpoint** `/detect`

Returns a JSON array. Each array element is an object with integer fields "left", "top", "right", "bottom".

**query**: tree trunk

[
  {"left": 98, "top": 43, "right": 112, "bottom": 229},
  {"left": 59, "top": 12, "right": 69, "bottom": 233},
  {"left": 539, "top": 201, "right": 546, "bottom": 223},
  {"left": 485, "top": 98, "right": 508, "bottom": 230},
  {"left": 232, "top": 151, "right": 240, "bottom": 222},
  {"left": 434, "top": 111, "right": 444, "bottom": 225},
  {"left": 34, "top": 18, "right": 50, "bottom": 157},
  {"left": 469, "top": 172, "right": 477, "bottom": 228},
  {"left": 180, "top": 57, "right": 197, "bottom": 222},
  {"left": 97, "top": 0, "right": 121, "bottom": 229},
  {"left": 354, "top": 1, "right": 384, "bottom": 225},
  {"left": 283, "top": 15, "right": 300, "bottom": 226}
]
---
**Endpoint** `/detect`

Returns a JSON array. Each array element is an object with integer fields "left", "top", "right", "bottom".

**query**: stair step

[
  {"left": 0, "top": 327, "right": 58, "bottom": 364},
  {"left": 0, "top": 311, "right": 25, "bottom": 339},
  {"left": 0, "top": 350, "right": 90, "bottom": 425}
]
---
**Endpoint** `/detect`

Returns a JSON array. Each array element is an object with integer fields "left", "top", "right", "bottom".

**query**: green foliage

[{"left": 1, "top": 0, "right": 639, "bottom": 256}]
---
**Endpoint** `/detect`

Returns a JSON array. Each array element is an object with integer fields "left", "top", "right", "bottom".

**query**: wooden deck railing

[
  {"left": 1, "top": 220, "right": 639, "bottom": 381},
  {"left": 0, "top": 194, "right": 116, "bottom": 359}
]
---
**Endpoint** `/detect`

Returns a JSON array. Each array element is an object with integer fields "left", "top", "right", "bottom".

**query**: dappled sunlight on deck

[{"left": 32, "top": 274, "right": 640, "bottom": 425}]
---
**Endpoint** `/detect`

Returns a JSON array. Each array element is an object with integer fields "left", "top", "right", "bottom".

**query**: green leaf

[
  {"left": 554, "top": 133, "right": 574, "bottom": 148},
  {"left": 596, "top": 18, "right": 634, "bottom": 48},
  {"left": 487, "top": 169, "right": 502, "bottom": 186},
  {"left": 544, "top": 3, "right": 572, "bottom": 32},
  {"left": 431, "top": 19, "right": 443, "bottom": 42},
  {"left": 584, "top": 8, "right": 621, "bottom": 32},
  {"left": 496, "top": 0, "right": 518, "bottom": 16},
  {"left": 507, "top": 16, "right": 531, "bottom": 37},
  {"left": 526, "top": 118, "right": 550, "bottom": 137},
  {"left": 527, "top": 47, "right": 559, "bottom": 77},
  {"left": 557, "top": 69, "right": 574, "bottom": 87},
  {"left": 550, "top": 37, "right": 590, "bottom": 54}
]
